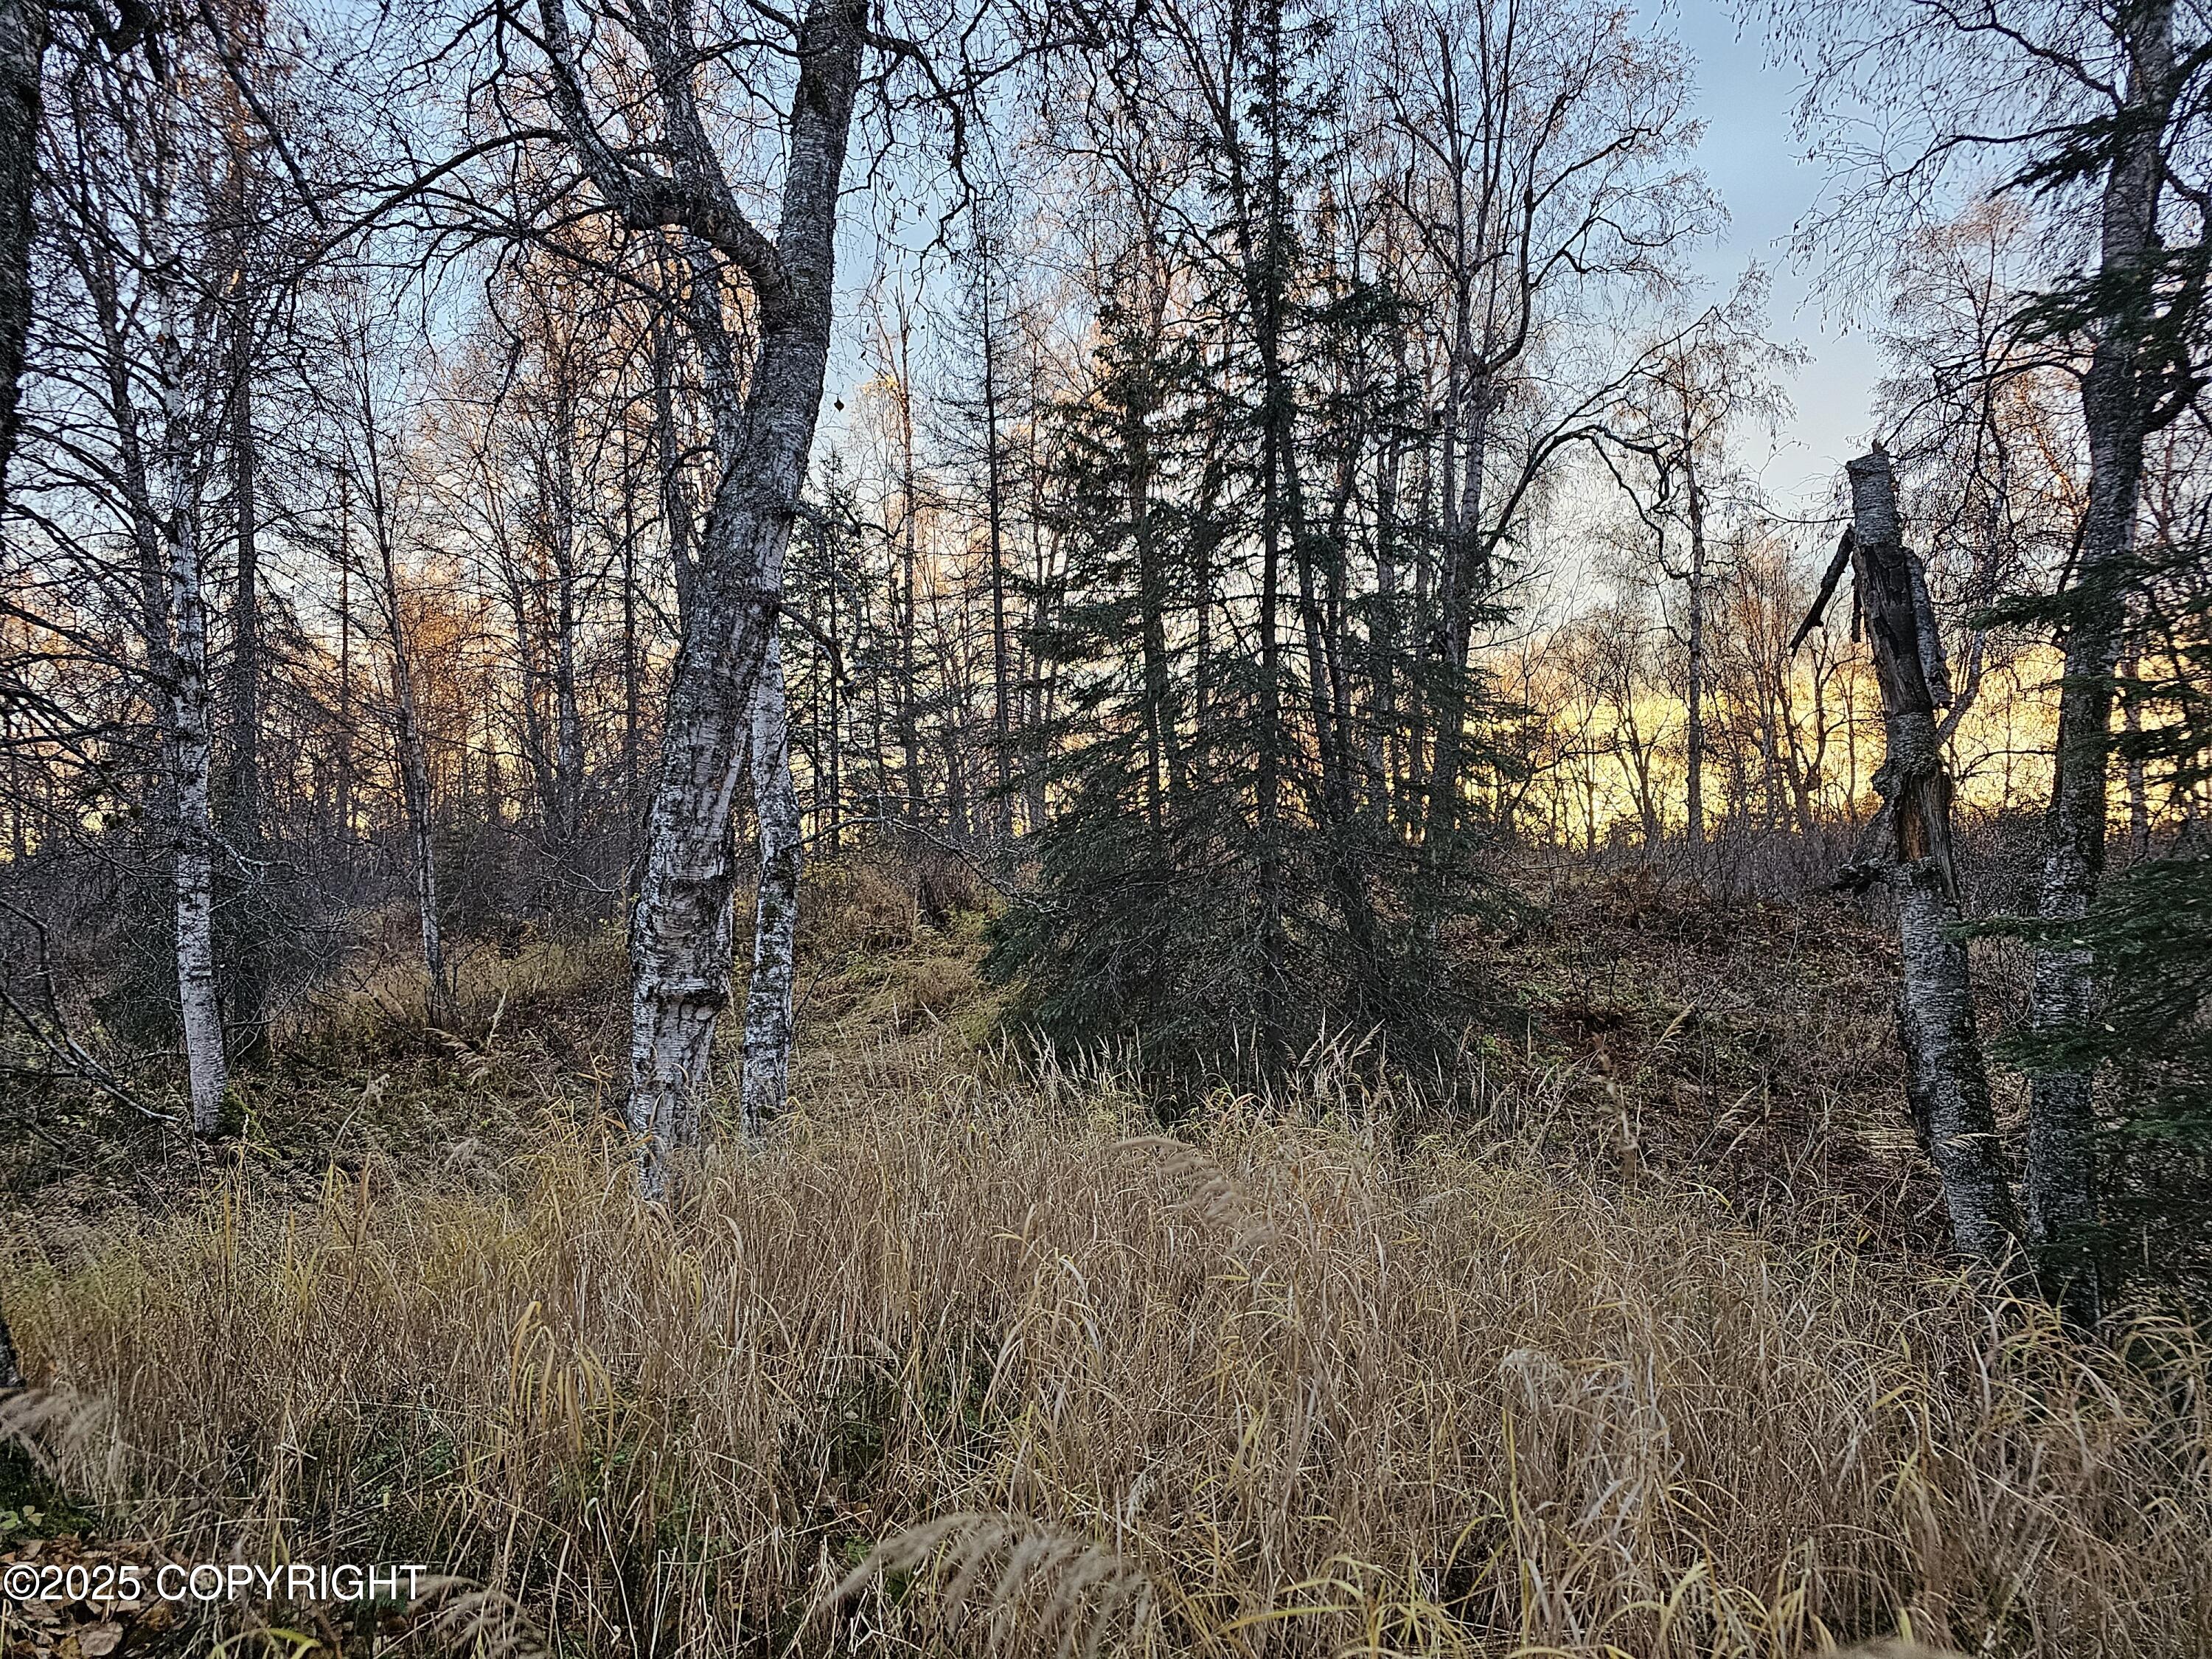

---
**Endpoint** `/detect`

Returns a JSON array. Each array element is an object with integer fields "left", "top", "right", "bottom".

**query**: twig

[{"left": 0, "top": 900, "right": 175, "bottom": 1120}]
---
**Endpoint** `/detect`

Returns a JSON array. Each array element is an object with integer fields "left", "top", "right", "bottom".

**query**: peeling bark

[
  {"left": 1847, "top": 450, "right": 2020, "bottom": 1269},
  {"left": 529, "top": 0, "right": 866, "bottom": 1189},
  {"left": 157, "top": 321, "right": 228, "bottom": 1136},
  {"left": 2023, "top": 0, "right": 2174, "bottom": 1326},
  {"left": 740, "top": 631, "right": 801, "bottom": 1134}
]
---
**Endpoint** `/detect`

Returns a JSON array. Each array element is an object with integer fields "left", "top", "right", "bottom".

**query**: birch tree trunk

[
  {"left": 527, "top": 0, "right": 867, "bottom": 1190},
  {"left": 1683, "top": 472, "right": 1707, "bottom": 849},
  {"left": 626, "top": 331, "right": 826, "bottom": 1186},
  {"left": 1847, "top": 449, "right": 2020, "bottom": 1269},
  {"left": 741, "top": 631, "right": 801, "bottom": 1133},
  {"left": 360, "top": 463, "right": 452, "bottom": 1028},
  {"left": 2023, "top": 0, "right": 2174, "bottom": 1324},
  {"left": 158, "top": 324, "right": 229, "bottom": 1136}
]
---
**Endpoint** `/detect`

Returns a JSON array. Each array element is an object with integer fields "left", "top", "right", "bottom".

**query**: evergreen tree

[{"left": 2004, "top": 523, "right": 2212, "bottom": 1297}]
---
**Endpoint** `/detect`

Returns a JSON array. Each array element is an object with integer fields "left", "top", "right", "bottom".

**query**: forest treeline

[{"left": 0, "top": 0, "right": 2206, "bottom": 1324}]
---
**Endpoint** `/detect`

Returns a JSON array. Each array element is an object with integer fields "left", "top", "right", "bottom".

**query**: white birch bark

[
  {"left": 527, "top": 0, "right": 867, "bottom": 1190},
  {"left": 740, "top": 630, "right": 801, "bottom": 1134},
  {"left": 2023, "top": 0, "right": 2174, "bottom": 1325},
  {"left": 1846, "top": 451, "right": 2020, "bottom": 1268},
  {"left": 154, "top": 262, "right": 226, "bottom": 1135}
]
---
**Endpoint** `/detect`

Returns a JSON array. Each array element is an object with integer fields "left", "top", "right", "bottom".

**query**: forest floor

[{"left": 1, "top": 858, "right": 2207, "bottom": 1658}]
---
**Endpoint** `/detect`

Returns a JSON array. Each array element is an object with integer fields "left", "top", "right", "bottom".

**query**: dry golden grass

[{"left": 6, "top": 1046, "right": 2210, "bottom": 1658}]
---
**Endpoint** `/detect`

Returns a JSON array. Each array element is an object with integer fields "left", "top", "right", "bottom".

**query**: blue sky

[{"left": 1661, "top": 0, "right": 1887, "bottom": 507}]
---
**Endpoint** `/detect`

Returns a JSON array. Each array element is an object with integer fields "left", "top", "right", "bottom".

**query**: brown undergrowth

[
  {"left": 1474, "top": 863, "right": 2003, "bottom": 1254},
  {"left": 1, "top": 858, "right": 2208, "bottom": 1656},
  {"left": 7, "top": 1082, "right": 2211, "bottom": 1657}
]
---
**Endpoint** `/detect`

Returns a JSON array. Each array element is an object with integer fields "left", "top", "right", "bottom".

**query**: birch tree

[
  {"left": 1368, "top": 0, "right": 1714, "bottom": 869},
  {"left": 1601, "top": 282, "right": 1798, "bottom": 850},
  {"left": 1778, "top": 0, "right": 2211, "bottom": 1321},
  {"left": 1798, "top": 449, "right": 2022, "bottom": 1266},
  {"left": 740, "top": 632, "right": 801, "bottom": 1131},
  {"left": 29, "top": 13, "right": 233, "bottom": 1128},
  {"left": 506, "top": 0, "right": 869, "bottom": 1189}
]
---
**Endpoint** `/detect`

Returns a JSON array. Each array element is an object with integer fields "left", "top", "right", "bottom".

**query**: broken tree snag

[{"left": 1845, "top": 448, "right": 2021, "bottom": 1270}]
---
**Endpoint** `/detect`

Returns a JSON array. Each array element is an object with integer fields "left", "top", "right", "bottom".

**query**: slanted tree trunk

[
  {"left": 1846, "top": 449, "right": 2019, "bottom": 1269},
  {"left": 2024, "top": 0, "right": 2174, "bottom": 1326},
  {"left": 528, "top": 0, "right": 867, "bottom": 1192},
  {"left": 740, "top": 631, "right": 801, "bottom": 1133}
]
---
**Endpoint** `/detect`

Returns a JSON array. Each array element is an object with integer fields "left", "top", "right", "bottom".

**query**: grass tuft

[{"left": 7, "top": 1071, "right": 2208, "bottom": 1657}]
